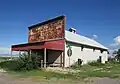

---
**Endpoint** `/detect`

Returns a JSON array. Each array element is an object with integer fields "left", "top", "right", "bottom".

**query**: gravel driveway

[{"left": 92, "top": 77, "right": 120, "bottom": 84}]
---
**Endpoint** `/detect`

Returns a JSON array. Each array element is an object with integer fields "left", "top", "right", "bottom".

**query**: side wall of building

[{"left": 64, "top": 42, "right": 108, "bottom": 67}]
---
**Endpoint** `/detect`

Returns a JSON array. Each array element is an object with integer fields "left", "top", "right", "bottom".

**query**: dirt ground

[{"left": 0, "top": 72, "right": 120, "bottom": 84}]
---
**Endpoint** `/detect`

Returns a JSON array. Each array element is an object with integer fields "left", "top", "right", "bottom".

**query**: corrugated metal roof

[{"left": 65, "top": 30, "right": 108, "bottom": 50}]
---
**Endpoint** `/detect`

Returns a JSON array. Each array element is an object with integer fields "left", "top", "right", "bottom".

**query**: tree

[
  {"left": 115, "top": 49, "right": 120, "bottom": 62},
  {"left": 16, "top": 52, "right": 41, "bottom": 71},
  {"left": 113, "top": 51, "right": 117, "bottom": 55}
]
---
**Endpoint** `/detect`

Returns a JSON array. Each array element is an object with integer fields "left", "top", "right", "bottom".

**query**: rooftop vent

[{"left": 69, "top": 28, "right": 76, "bottom": 34}]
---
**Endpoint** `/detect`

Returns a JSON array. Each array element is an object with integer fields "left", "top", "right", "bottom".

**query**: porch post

[
  {"left": 19, "top": 50, "right": 21, "bottom": 57},
  {"left": 63, "top": 51, "right": 65, "bottom": 68},
  {"left": 28, "top": 49, "right": 31, "bottom": 61},
  {"left": 44, "top": 48, "right": 46, "bottom": 68},
  {"left": 11, "top": 50, "right": 13, "bottom": 59},
  {"left": 60, "top": 52, "right": 63, "bottom": 67},
  {"left": 29, "top": 50, "right": 32, "bottom": 61}
]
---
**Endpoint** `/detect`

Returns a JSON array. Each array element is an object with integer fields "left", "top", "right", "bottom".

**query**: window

[
  {"left": 98, "top": 56, "right": 102, "bottom": 63},
  {"left": 100, "top": 50, "right": 104, "bottom": 53},
  {"left": 93, "top": 48, "right": 95, "bottom": 52},
  {"left": 81, "top": 46, "right": 84, "bottom": 51}
]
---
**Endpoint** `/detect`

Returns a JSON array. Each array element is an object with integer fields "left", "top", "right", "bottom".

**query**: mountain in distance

[{"left": 0, "top": 53, "right": 18, "bottom": 57}]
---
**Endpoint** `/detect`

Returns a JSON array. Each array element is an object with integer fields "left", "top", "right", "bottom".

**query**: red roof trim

[{"left": 12, "top": 40, "right": 64, "bottom": 51}]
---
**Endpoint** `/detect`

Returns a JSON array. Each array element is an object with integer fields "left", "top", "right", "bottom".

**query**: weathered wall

[
  {"left": 64, "top": 42, "right": 108, "bottom": 67},
  {"left": 28, "top": 16, "right": 65, "bottom": 43}
]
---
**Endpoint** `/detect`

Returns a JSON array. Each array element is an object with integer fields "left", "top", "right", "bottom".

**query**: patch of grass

[
  {"left": 11, "top": 63, "right": 120, "bottom": 80},
  {"left": 80, "top": 63, "right": 120, "bottom": 78},
  {"left": 9, "top": 69, "right": 80, "bottom": 81},
  {"left": 1, "top": 58, "right": 120, "bottom": 81},
  {"left": 0, "top": 57, "right": 11, "bottom": 62},
  {"left": 70, "top": 61, "right": 120, "bottom": 79},
  {"left": 71, "top": 62, "right": 82, "bottom": 69},
  {"left": 0, "top": 60, "right": 19, "bottom": 70},
  {"left": 0, "top": 57, "right": 11, "bottom": 60},
  {"left": 87, "top": 61, "right": 105, "bottom": 66},
  {"left": 0, "top": 57, "right": 18, "bottom": 62},
  {"left": 8, "top": 63, "right": 120, "bottom": 81}
]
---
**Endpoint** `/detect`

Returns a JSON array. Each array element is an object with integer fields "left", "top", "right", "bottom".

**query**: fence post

[{"left": 41, "top": 60, "right": 43, "bottom": 68}]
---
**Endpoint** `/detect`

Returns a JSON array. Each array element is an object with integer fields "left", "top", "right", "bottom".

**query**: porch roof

[{"left": 11, "top": 40, "right": 64, "bottom": 51}]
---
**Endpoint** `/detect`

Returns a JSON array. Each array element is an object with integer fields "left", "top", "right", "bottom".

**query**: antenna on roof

[{"left": 69, "top": 27, "right": 76, "bottom": 34}]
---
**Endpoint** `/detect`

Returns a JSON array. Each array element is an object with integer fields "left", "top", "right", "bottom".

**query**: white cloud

[
  {"left": 110, "top": 36, "right": 120, "bottom": 47},
  {"left": 109, "top": 36, "right": 120, "bottom": 55},
  {"left": 114, "top": 36, "right": 120, "bottom": 45},
  {"left": 93, "top": 34, "right": 98, "bottom": 38},
  {"left": 92, "top": 34, "right": 98, "bottom": 40}
]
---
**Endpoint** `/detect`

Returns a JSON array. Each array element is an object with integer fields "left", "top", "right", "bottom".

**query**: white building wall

[
  {"left": 64, "top": 42, "right": 108, "bottom": 67},
  {"left": 101, "top": 51, "right": 108, "bottom": 63}
]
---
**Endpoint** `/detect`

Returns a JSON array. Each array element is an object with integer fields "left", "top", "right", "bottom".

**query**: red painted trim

[
  {"left": 12, "top": 40, "right": 64, "bottom": 51},
  {"left": 45, "top": 40, "right": 64, "bottom": 50}
]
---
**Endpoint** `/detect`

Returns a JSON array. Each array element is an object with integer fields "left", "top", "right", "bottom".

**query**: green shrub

[
  {"left": 87, "top": 61, "right": 105, "bottom": 66},
  {"left": 16, "top": 52, "right": 41, "bottom": 71},
  {"left": 71, "top": 59, "right": 83, "bottom": 69},
  {"left": 107, "top": 57, "right": 119, "bottom": 64},
  {"left": 0, "top": 52, "right": 41, "bottom": 71},
  {"left": 71, "top": 62, "right": 81, "bottom": 69}
]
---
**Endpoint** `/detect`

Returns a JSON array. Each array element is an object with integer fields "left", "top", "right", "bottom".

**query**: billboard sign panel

[{"left": 28, "top": 16, "right": 65, "bottom": 43}]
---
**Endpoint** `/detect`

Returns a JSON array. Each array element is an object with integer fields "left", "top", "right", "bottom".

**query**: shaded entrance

[{"left": 32, "top": 49, "right": 63, "bottom": 67}]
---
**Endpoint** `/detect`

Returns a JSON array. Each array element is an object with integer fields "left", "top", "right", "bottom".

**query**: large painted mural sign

[{"left": 28, "top": 16, "right": 65, "bottom": 43}]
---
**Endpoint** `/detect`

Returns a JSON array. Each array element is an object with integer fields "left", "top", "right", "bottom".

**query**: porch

[{"left": 11, "top": 40, "right": 65, "bottom": 68}]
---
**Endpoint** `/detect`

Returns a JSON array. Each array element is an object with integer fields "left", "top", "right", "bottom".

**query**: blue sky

[{"left": 0, "top": 0, "right": 120, "bottom": 54}]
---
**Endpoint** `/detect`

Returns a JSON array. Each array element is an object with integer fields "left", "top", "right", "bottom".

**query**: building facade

[{"left": 11, "top": 16, "right": 108, "bottom": 68}]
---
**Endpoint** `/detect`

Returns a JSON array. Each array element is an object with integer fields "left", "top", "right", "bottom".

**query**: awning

[{"left": 11, "top": 40, "right": 64, "bottom": 51}]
